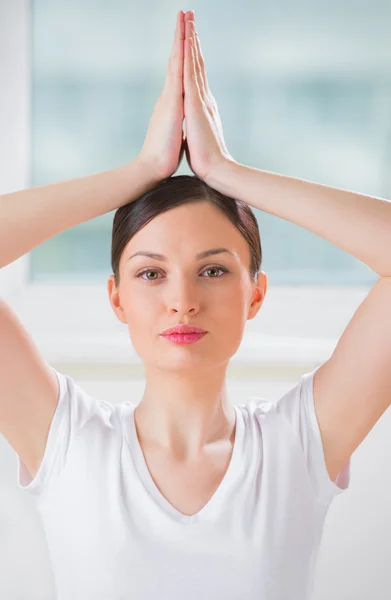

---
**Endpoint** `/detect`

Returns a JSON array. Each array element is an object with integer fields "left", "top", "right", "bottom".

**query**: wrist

[
  {"left": 132, "top": 154, "right": 163, "bottom": 187},
  {"left": 204, "top": 156, "right": 240, "bottom": 193},
  {"left": 112, "top": 156, "right": 162, "bottom": 211}
]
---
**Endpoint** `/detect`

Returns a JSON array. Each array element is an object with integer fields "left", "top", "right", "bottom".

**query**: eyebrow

[{"left": 127, "top": 247, "right": 237, "bottom": 262}]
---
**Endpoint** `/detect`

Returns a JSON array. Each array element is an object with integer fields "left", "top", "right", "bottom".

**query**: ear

[
  {"left": 107, "top": 274, "right": 128, "bottom": 324},
  {"left": 247, "top": 271, "right": 268, "bottom": 320}
]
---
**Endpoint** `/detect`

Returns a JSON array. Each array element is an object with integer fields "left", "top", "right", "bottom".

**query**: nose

[{"left": 165, "top": 279, "right": 200, "bottom": 315}]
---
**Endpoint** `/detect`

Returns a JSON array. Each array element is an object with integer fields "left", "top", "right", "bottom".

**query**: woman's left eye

[
  {"left": 135, "top": 265, "right": 229, "bottom": 281},
  {"left": 201, "top": 266, "right": 228, "bottom": 278}
]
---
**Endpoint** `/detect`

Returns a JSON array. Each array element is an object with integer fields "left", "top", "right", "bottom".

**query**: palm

[
  {"left": 138, "top": 11, "right": 187, "bottom": 181},
  {"left": 183, "top": 17, "right": 232, "bottom": 182}
]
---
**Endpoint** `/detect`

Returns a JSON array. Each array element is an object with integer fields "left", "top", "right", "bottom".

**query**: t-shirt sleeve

[
  {"left": 275, "top": 365, "right": 351, "bottom": 507},
  {"left": 16, "top": 367, "right": 102, "bottom": 501}
]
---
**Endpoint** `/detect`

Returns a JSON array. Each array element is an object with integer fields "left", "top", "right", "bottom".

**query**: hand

[
  {"left": 183, "top": 14, "right": 235, "bottom": 183},
  {"left": 138, "top": 11, "right": 186, "bottom": 181}
]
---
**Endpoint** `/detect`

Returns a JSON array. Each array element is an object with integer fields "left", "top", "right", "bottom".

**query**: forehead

[
  {"left": 123, "top": 202, "right": 250, "bottom": 264},
  {"left": 123, "top": 202, "right": 250, "bottom": 266}
]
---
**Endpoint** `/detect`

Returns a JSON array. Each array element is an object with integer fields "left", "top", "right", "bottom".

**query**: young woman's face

[{"left": 108, "top": 201, "right": 266, "bottom": 371}]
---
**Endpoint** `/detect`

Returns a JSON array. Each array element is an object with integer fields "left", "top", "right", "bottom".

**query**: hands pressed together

[{"left": 138, "top": 10, "right": 234, "bottom": 184}]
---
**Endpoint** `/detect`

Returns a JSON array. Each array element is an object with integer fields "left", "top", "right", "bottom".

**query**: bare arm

[
  {"left": 206, "top": 159, "right": 391, "bottom": 278},
  {"left": 0, "top": 157, "right": 159, "bottom": 268},
  {"left": 0, "top": 11, "right": 186, "bottom": 485},
  {"left": 183, "top": 15, "right": 391, "bottom": 497},
  {"left": 0, "top": 10, "right": 188, "bottom": 269},
  {"left": 183, "top": 16, "right": 391, "bottom": 277}
]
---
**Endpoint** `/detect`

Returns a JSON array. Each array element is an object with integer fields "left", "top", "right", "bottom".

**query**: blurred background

[
  {"left": 29, "top": 0, "right": 390, "bottom": 285},
  {"left": 1, "top": 1, "right": 391, "bottom": 599}
]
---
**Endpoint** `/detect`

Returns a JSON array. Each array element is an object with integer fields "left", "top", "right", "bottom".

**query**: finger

[
  {"left": 193, "top": 29, "right": 210, "bottom": 97},
  {"left": 184, "top": 10, "right": 195, "bottom": 23},
  {"left": 186, "top": 20, "right": 204, "bottom": 97},
  {"left": 168, "top": 11, "right": 181, "bottom": 66},
  {"left": 183, "top": 137, "right": 193, "bottom": 173},
  {"left": 176, "top": 11, "right": 185, "bottom": 82},
  {"left": 189, "top": 23, "right": 206, "bottom": 100},
  {"left": 166, "top": 11, "right": 185, "bottom": 87},
  {"left": 184, "top": 25, "right": 201, "bottom": 100},
  {"left": 193, "top": 24, "right": 221, "bottom": 122}
]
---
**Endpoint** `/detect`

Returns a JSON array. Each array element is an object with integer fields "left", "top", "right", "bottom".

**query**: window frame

[{"left": 0, "top": 0, "right": 373, "bottom": 370}]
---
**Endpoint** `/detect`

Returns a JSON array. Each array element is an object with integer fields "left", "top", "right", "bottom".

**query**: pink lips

[
  {"left": 161, "top": 332, "right": 207, "bottom": 345},
  {"left": 160, "top": 324, "right": 208, "bottom": 344},
  {"left": 161, "top": 324, "right": 207, "bottom": 335}
]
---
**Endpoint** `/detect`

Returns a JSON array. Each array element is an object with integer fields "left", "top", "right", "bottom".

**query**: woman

[{"left": 1, "top": 9, "right": 391, "bottom": 600}]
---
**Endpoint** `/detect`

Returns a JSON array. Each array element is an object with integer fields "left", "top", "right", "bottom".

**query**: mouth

[
  {"left": 160, "top": 326, "right": 207, "bottom": 335},
  {"left": 160, "top": 331, "right": 207, "bottom": 345}
]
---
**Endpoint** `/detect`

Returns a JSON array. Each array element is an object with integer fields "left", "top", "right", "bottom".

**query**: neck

[{"left": 134, "top": 363, "right": 236, "bottom": 460}]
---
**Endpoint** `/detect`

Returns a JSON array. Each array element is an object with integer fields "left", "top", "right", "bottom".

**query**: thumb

[
  {"left": 177, "top": 131, "right": 186, "bottom": 168},
  {"left": 183, "top": 137, "right": 195, "bottom": 175}
]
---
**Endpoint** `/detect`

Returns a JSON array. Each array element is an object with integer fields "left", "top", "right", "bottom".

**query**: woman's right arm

[
  {"left": 0, "top": 8, "right": 188, "bottom": 269},
  {"left": 0, "top": 157, "right": 160, "bottom": 268}
]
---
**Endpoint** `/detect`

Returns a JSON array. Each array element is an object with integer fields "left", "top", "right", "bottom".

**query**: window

[{"left": 2, "top": 0, "right": 387, "bottom": 368}]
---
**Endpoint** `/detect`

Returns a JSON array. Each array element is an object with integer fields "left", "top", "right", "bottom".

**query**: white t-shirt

[{"left": 17, "top": 366, "right": 350, "bottom": 600}]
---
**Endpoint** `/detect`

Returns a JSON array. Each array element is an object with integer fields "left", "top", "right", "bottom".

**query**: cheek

[
  {"left": 215, "top": 287, "right": 246, "bottom": 315},
  {"left": 119, "top": 291, "right": 154, "bottom": 333},
  {"left": 126, "top": 300, "right": 155, "bottom": 330},
  {"left": 124, "top": 307, "right": 157, "bottom": 357},
  {"left": 126, "top": 285, "right": 159, "bottom": 310},
  {"left": 213, "top": 293, "right": 248, "bottom": 337}
]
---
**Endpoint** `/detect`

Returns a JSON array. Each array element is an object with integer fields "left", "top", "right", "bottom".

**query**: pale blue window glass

[{"left": 30, "top": 0, "right": 390, "bottom": 285}]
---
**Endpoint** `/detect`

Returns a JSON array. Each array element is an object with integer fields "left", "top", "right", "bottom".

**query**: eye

[
  {"left": 135, "top": 265, "right": 229, "bottom": 282},
  {"left": 201, "top": 266, "right": 228, "bottom": 279}
]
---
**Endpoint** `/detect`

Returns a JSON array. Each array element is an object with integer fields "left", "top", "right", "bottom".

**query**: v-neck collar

[{"left": 124, "top": 403, "right": 244, "bottom": 525}]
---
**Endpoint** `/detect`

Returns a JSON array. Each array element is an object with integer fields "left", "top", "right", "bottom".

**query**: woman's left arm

[
  {"left": 207, "top": 159, "right": 391, "bottom": 278},
  {"left": 183, "top": 14, "right": 391, "bottom": 278},
  {"left": 183, "top": 13, "right": 391, "bottom": 488}
]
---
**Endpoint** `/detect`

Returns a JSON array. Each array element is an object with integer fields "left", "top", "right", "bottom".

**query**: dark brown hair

[{"left": 111, "top": 175, "right": 262, "bottom": 287}]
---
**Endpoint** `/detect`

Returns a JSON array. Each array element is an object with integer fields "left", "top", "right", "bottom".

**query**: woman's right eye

[{"left": 136, "top": 269, "right": 161, "bottom": 281}]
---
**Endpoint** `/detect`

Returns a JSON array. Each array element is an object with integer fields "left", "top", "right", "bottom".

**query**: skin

[
  {"left": 107, "top": 11, "right": 267, "bottom": 461},
  {"left": 107, "top": 201, "right": 267, "bottom": 460}
]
